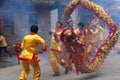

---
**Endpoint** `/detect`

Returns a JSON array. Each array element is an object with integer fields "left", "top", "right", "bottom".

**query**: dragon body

[{"left": 61, "top": 0, "right": 119, "bottom": 74}]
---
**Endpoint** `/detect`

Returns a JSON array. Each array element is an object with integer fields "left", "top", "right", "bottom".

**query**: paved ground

[{"left": 0, "top": 52, "right": 120, "bottom": 80}]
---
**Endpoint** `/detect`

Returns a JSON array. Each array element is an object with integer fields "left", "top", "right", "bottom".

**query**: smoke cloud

[{"left": 1, "top": 0, "right": 36, "bottom": 37}]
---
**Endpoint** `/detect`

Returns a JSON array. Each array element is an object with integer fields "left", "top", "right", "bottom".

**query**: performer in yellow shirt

[
  {"left": 0, "top": 33, "right": 12, "bottom": 57},
  {"left": 50, "top": 21, "right": 69, "bottom": 76},
  {"left": 74, "top": 22, "right": 91, "bottom": 61},
  {"left": 90, "top": 25, "right": 104, "bottom": 53},
  {"left": 19, "top": 25, "right": 46, "bottom": 80},
  {"left": 63, "top": 20, "right": 74, "bottom": 70}
]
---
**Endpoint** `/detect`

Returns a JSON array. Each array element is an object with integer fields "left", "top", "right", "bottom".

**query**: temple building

[
  {"left": 0, "top": 0, "right": 79, "bottom": 46},
  {"left": 0, "top": 0, "right": 115, "bottom": 45}
]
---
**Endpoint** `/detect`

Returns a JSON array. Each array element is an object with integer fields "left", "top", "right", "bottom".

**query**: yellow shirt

[
  {"left": 19, "top": 33, "right": 46, "bottom": 62},
  {"left": 74, "top": 28, "right": 84, "bottom": 44},
  {"left": 91, "top": 26, "right": 104, "bottom": 43},
  {"left": 50, "top": 29, "right": 63, "bottom": 52},
  {"left": 0, "top": 35, "right": 7, "bottom": 47}
]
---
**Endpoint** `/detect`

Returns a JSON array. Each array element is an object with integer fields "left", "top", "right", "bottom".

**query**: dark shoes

[
  {"left": 65, "top": 67, "right": 69, "bottom": 74},
  {"left": 52, "top": 67, "right": 71, "bottom": 77},
  {"left": 52, "top": 72, "right": 60, "bottom": 77},
  {"left": 65, "top": 67, "right": 73, "bottom": 74}
]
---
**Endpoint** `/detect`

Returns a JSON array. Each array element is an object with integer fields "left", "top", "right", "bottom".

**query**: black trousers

[{"left": 0, "top": 46, "right": 10, "bottom": 55}]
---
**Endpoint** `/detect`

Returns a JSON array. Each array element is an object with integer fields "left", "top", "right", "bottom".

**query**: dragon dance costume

[
  {"left": 59, "top": 0, "right": 119, "bottom": 74},
  {"left": 61, "top": 24, "right": 96, "bottom": 74},
  {"left": 50, "top": 28, "right": 69, "bottom": 75},
  {"left": 60, "top": 27, "right": 84, "bottom": 74},
  {"left": 61, "top": 27, "right": 74, "bottom": 70},
  {"left": 19, "top": 32, "right": 46, "bottom": 80}
]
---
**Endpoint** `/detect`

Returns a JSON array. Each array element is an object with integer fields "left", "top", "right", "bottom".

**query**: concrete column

[
  {"left": 71, "top": 8, "right": 79, "bottom": 28},
  {"left": 50, "top": 9, "right": 58, "bottom": 30}
]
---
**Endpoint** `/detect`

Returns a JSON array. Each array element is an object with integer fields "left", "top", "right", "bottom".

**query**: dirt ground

[{"left": 0, "top": 51, "right": 120, "bottom": 80}]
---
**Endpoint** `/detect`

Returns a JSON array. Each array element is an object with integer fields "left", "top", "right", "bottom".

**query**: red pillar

[{"left": 0, "top": 9, "right": 3, "bottom": 32}]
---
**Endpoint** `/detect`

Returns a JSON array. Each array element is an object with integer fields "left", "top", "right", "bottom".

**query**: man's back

[
  {"left": 19, "top": 33, "right": 46, "bottom": 61},
  {"left": 22, "top": 34, "right": 39, "bottom": 53}
]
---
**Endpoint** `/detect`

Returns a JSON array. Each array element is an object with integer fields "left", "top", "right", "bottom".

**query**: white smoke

[{"left": 113, "top": 0, "right": 120, "bottom": 1}]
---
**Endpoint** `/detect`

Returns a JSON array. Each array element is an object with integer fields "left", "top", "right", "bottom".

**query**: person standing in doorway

[{"left": 0, "top": 33, "right": 12, "bottom": 57}]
